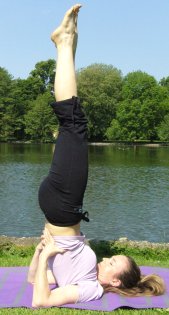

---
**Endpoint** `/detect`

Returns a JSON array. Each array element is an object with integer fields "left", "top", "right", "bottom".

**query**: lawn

[{"left": 0, "top": 240, "right": 169, "bottom": 315}]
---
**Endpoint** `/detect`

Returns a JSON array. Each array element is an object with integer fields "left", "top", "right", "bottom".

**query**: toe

[{"left": 73, "top": 4, "right": 82, "bottom": 14}]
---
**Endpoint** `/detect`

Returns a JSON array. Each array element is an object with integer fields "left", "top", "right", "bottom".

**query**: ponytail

[
  {"left": 104, "top": 274, "right": 165, "bottom": 297},
  {"left": 137, "top": 274, "right": 165, "bottom": 296},
  {"left": 104, "top": 256, "right": 165, "bottom": 297}
]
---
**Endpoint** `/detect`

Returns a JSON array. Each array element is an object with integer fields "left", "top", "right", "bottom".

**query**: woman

[{"left": 28, "top": 4, "right": 165, "bottom": 308}]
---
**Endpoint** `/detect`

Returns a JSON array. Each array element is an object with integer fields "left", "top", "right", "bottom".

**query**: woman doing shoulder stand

[{"left": 28, "top": 4, "right": 165, "bottom": 308}]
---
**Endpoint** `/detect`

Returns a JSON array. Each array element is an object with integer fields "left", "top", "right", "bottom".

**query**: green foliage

[
  {"left": 90, "top": 240, "right": 169, "bottom": 267},
  {"left": 105, "top": 119, "right": 121, "bottom": 140},
  {"left": 157, "top": 114, "right": 169, "bottom": 141},
  {"left": 0, "top": 60, "right": 56, "bottom": 142},
  {"left": 122, "top": 71, "right": 157, "bottom": 100},
  {"left": 77, "top": 63, "right": 123, "bottom": 140},
  {"left": 0, "top": 243, "right": 34, "bottom": 258},
  {"left": 0, "top": 67, "right": 14, "bottom": 140},
  {"left": 1, "top": 241, "right": 169, "bottom": 268},
  {"left": 1, "top": 63, "right": 169, "bottom": 142},
  {"left": 0, "top": 242, "right": 35, "bottom": 266},
  {"left": 160, "top": 76, "right": 169, "bottom": 90},
  {"left": 30, "top": 59, "right": 55, "bottom": 93},
  {"left": 24, "top": 92, "right": 57, "bottom": 141},
  {"left": 108, "top": 243, "right": 169, "bottom": 262},
  {"left": 0, "top": 67, "right": 13, "bottom": 96},
  {"left": 90, "top": 240, "right": 112, "bottom": 260},
  {"left": 106, "top": 71, "right": 169, "bottom": 141}
]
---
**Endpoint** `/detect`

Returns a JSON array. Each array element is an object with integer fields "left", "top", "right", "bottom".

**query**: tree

[
  {"left": 106, "top": 71, "right": 169, "bottom": 141},
  {"left": 30, "top": 59, "right": 55, "bottom": 93},
  {"left": 160, "top": 76, "right": 169, "bottom": 89},
  {"left": 157, "top": 114, "right": 169, "bottom": 141},
  {"left": 0, "top": 67, "right": 14, "bottom": 140},
  {"left": 77, "top": 63, "right": 123, "bottom": 140},
  {"left": 24, "top": 92, "right": 57, "bottom": 141},
  {"left": 105, "top": 119, "right": 122, "bottom": 140},
  {"left": 122, "top": 71, "right": 157, "bottom": 101},
  {"left": 0, "top": 60, "right": 56, "bottom": 141},
  {"left": 7, "top": 77, "right": 45, "bottom": 140},
  {"left": 0, "top": 67, "right": 13, "bottom": 96}
]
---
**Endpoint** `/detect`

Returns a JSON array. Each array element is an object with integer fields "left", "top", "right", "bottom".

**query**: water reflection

[{"left": 0, "top": 143, "right": 169, "bottom": 242}]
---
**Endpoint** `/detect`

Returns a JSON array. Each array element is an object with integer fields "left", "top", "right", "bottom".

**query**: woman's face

[{"left": 97, "top": 255, "right": 129, "bottom": 286}]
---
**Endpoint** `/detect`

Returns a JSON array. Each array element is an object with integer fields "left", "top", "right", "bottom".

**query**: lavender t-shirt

[{"left": 48, "top": 234, "right": 104, "bottom": 303}]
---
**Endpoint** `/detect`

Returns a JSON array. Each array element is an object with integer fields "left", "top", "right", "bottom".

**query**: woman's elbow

[
  {"left": 27, "top": 276, "right": 34, "bottom": 284},
  {"left": 32, "top": 301, "right": 41, "bottom": 308},
  {"left": 32, "top": 298, "right": 46, "bottom": 308},
  {"left": 27, "top": 272, "right": 36, "bottom": 284},
  {"left": 32, "top": 301, "right": 38, "bottom": 308},
  {"left": 32, "top": 295, "right": 51, "bottom": 308}
]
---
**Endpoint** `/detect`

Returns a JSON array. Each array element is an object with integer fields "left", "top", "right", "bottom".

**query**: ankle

[
  {"left": 57, "top": 41, "right": 74, "bottom": 53},
  {"left": 52, "top": 33, "right": 74, "bottom": 47},
  {"left": 56, "top": 32, "right": 75, "bottom": 49}
]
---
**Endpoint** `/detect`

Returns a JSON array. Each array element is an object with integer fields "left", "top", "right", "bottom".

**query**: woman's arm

[
  {"left": 32, "top": 227, "right": 78, "bottom": 307},
  {"left": 32, "top": 251, "right": 78, "bottom": 307},
  {"left": 32, "top": 252, "right": 51, "bottom": 306},
  {"left": 27, "top": 243, "right": 42, "bottom": 284},
  {"left": 28, "top": 234, "right": 56, "bottom": 285}
]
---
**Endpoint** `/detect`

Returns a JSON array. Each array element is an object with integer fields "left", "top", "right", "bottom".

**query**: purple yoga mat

[{"left": 0, "top": 266, "right": 169, "bottom": 311}]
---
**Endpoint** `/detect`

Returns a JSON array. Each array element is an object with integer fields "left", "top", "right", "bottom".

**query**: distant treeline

[{"left": 1, "top": 60, "right": 169, "bottom": 142}]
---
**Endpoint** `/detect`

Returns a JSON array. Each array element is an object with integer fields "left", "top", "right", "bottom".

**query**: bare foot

[{"left": 51, "top": 4, "right": 82, "bottom": 48}]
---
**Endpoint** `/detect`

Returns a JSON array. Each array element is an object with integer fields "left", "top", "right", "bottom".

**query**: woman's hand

[
  {"left": 35, "top": 241, "right": 44, "bottom": 253},
  {"left": 40, "top": 227, "right": 66, "bottom": 258}
]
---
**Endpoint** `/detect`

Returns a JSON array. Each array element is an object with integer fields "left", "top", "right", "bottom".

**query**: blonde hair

[{"left": 104, "top": 256, "right": 165, "bottom": 297}]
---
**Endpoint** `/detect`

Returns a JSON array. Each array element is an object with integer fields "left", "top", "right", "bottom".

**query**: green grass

[
  {"left": 0, "top": 308, "right": 169, "bottom": 315},
  {"left": 1, "top": 241, "right": 169, "bottom": 267},
  {"left": 0, "top": 241, "right": 169, "bottom": 315},
  {"left": 90, "top": 240, "right": 169, "bottom": 268}
]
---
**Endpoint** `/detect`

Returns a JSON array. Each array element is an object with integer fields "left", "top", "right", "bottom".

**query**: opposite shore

[{"left": 1, "top": 141, "right": 169, "bottom": 147}]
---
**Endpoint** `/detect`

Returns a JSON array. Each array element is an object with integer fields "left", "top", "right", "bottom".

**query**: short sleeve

[{"left": 77, "top": 281, "right": 104, "bottom": 303}]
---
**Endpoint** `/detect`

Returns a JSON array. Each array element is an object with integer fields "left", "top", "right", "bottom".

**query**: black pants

[{"left": 38, "top": 96, "right": 89, "bottom": 226}]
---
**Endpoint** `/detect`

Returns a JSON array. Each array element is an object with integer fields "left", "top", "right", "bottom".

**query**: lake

[{"left": 0, "top": 143, "right": 169, "bottom": 242}]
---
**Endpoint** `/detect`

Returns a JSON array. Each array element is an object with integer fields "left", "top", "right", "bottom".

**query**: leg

[
  {"left": 38, "top": 4, "right": 89, "bottom": 227},
  {"left": 51, "top": 4, "right": 82, "bottom": 101}
]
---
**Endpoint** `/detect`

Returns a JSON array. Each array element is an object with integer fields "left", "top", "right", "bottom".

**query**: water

[{"left": 0, "top": 143, "right": 169, "bottom": 242}]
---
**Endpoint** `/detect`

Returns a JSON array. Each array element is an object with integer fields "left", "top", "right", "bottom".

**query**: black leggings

[{"left": 38, "top": 96, "right": 89, "bottom": 226}]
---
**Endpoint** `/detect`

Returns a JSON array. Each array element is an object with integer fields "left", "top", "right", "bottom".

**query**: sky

[{"left": 0, "top": 0, "right": 169, "bottom": 81}]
